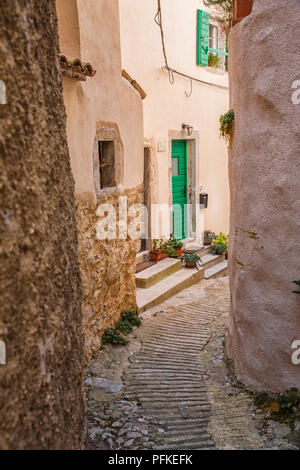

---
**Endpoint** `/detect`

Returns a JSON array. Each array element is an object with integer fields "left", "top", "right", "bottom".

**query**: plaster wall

[
  {"left": 227, "top": 0, "right": 300, "bottom": 391},
  {"left": 56, "top": 0, "right": 144, "bottom": 205},
  {"left": 120, "top": 0, "right": 230, "bottom": 237},
  {"left": 56, "top": 0, "right": 145, "bottom": 358}
]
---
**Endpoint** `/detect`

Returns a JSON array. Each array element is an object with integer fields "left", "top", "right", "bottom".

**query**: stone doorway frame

[
  {"left": 143, "top": 144, "right": 155, "bottom": 251},
  {"left": 168, "top": 130, "right": 200, "bottom": 242}
]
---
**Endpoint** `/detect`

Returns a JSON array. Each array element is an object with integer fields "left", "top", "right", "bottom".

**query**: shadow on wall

[
  {"left": 56, "top": 0, "right": 81, "bottom": 58},
  {"left": 232, "top": 0, "right": 254, "bottom": 26}
]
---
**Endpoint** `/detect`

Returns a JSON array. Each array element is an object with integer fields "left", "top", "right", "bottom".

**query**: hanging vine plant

[{"left": 219, "top": 109, "right": 235, "bottom": 143}]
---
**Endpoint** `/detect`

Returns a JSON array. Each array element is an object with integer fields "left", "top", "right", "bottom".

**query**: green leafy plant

[
  {"left": 115, "top": 320, "right": 133, "bottom": 335},
  {"left": 212, "top": 232, "right": 228, "bottom": 255},
  {"left": 160, "top": 236, "right": 183, "bottom": 256},
  {"left": 208, "top": 53, "right": 221, "bottom": 68},
  {"left": 152, "top": 239, "right": 159, "bottom": 250},
  {"left": 292, "top": 280, "right": 300, "bottom": 295},
  {"left": 102, "top": 328, "right": 129, "bottom": 346},
  {"left": 278, "top": 388, "right": 300, "bottom": 414},
  {"left": 102, "top": 308, "right": 142, "bottom": 346},
  {"left": 152, "top": 237, "right": 165, "bottom": 251},
  {"left": 163, "top": 246, "right": 178, "bottom": 258},
  {"left": 255, "top": 388, "right": 300, "bottom": 422},
  {"left": 168, "top": 236, "right": 184, "bottom": 249},
  {"left": 120, "top": 308, "right": 141, "bottom": 327},
  {"left": 181, "top": 253, "right": 202, "bottom": 270},
  {"left": 219, "top": 109, "right": 234, "bottom": 143}
]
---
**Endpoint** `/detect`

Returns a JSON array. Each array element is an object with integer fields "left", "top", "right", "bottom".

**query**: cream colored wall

[
  {"left": 56, "top": 0, "right": 144, "bottom": 205},
  {"left": 119, "top": 0, "right": 229, "bottom": 237},
  {"left": 56, "top": 0, "right": 145, "bottom": 359}
]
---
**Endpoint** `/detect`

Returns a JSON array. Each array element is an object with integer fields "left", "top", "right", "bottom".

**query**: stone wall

[
  {"left": 0, "top": 0, "right": 85, "bottom": 449},
  {"left": 227, "top": 0, "right": 300, "bottom": 392},
  {"left": 77, "top": 187, "right": 143, "bottom": 359}
]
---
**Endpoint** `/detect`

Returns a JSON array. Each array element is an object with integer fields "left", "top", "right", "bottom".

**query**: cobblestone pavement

[{"left": 86, "top": 277, "right": 300, "bottom": 450}]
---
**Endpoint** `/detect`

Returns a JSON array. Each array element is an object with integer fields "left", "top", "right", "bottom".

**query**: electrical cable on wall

[
  {"left": 154, "top": 0, "right": 174, "bottom": 85},
  {"left": 185, "top": 78, "right": 193, "bottom": 98},
  {"left": 154, "top": 0, "right": 229, "bottom": 96}
]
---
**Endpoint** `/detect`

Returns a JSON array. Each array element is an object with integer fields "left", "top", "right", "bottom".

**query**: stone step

[
  {"left": 135, "top": 244, "right": 212, "bottom": 265},
  {"left": 135, "top": 258, "right": 182, "bottom": 288},
  {"left": 204, "top": 260, "right": 228, "bottom": 280},
  {"left": 181, "top": 238, "right": 197, "bottom": 249},
  {"left": 183, "top": 245, "right": 207, "bottom": 256},
  {"left": 135, "top": 250, "right": 149, "bottom": 265},
  {"left": 199, "top": 252, "right": 225, "bottom": 270},
  {"left": 136, "top": 266, "right": 204, "bottom": 312}
]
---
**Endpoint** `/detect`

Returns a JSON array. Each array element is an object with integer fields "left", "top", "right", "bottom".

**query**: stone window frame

[{"left": 93, "top": 122, "right": 124, "bottom": 197}]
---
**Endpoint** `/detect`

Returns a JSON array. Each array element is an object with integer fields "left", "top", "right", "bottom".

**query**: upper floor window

[
  {"left": 98, "top": 140, "right": 116, "bottom": 189},
  {"left": 209, "top": 24, "right": 218, "bottom": 50},
  {"left": 93, "top": 123, "right": 123, "bottom": 195},
  {"left": 196, "top": 9, "right": 228, "bottom": 70},
  {"left": 93, "top": 138, "right": 116, "bottom": 192}
]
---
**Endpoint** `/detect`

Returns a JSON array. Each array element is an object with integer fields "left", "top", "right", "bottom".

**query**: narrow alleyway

[{"left": 86, "top": 277, "right": 299, "bottom": 450}]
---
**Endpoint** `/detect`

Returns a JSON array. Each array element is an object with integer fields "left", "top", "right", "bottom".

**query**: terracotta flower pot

[
  {"left": 149, "top": 250, "right": 168, "bottom": 262},
  {"left": 186, "top": 262, "right": 196, "bottom": 268},
  {"left": 176, "top": 248, "right": 183, "bottom": 257}
]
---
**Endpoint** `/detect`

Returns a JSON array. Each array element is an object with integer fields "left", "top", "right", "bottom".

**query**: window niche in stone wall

[
  {"left": 93, "top": 123, "right": 123, "bottom": 195},
  {"left": 98, "top": 140, "right": 116, "bottom": 188}
]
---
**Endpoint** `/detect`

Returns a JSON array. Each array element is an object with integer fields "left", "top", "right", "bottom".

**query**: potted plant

[
  {"left": 149, "top": 238, "right": 168, "bottom": 262},
  {"left": 219, "top": 109, "right": 235, "bottom": 144},
  {"left": 168, "top": 236, "right": 184, "bottom": 257},
  {"left": 181, "top": 253, "right": 202, "bottom": 270},
  {"left": 163, "top": 246, "right": 178, "bottom": 258},
  {"left": 204, "top": 230, "right": 216, "bottom": 246},
  {"left": 211, "top": 232, "right": 228, "bottom": 257},
  {"left": 208, "top": 53, "right": 221, "bottom": 69}
]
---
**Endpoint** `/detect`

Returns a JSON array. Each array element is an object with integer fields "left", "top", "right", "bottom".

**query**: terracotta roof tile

[{"left": 60, "top": 55, "right": 96, "bottom": 81}]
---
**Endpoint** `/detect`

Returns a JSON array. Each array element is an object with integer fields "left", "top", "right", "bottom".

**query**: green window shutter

[{"left": 197, "top": 9, "right": 209, "bottom": 66}]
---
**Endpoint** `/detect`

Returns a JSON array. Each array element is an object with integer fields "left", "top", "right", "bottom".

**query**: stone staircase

[{"left": 136, "top": 244, "right": 227, "bottom": 312}]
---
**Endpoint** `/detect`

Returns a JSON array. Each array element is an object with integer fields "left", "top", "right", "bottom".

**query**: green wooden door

[{"left": 172, "top": 140, "right": 187, "bottom": 240}]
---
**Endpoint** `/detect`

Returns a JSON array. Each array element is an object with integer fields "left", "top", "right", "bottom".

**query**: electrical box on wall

[{"left": 200, "top": 193, "right": 208, "bottom": 209}]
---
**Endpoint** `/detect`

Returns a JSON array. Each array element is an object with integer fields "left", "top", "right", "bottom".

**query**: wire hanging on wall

[
  {"left": 154, "top": 0, "right": 174, "bottom": 85},
  {"left": 185, "top": 78, "right": 193, "bottom": 98}
]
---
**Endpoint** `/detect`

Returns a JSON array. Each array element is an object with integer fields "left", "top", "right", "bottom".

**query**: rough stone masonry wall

[
  {"left": 0, "top": 0, "right": 85, "bottom": 449},
  {"left": 77, "top": 187, "right": 143, "bottom": 360},
  {"left": 227, "top": 0, "right": 300, "bottom": 392}
]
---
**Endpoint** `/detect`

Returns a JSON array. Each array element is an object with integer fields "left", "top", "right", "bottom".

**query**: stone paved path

[
  {"left": 123, "top": 287, "right": 229, "bottom": 450},
  {"left": 86, "top": 277, "right": 299, "bottom": 450}
]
